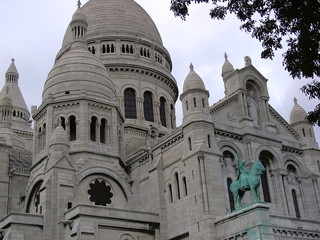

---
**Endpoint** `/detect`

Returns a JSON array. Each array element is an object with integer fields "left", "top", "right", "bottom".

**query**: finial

[
  {"left": 189, "top": 63, "right": 194, "bottom": 71},
  {"left": 294, "top": 97, "right": 297, "bottom": 104},
  {"left": 11, "top": 58, "right": 15, "bottom": 63},
  {"left": 224, "top": 53, "right": 228, "bottom": 60},
  {"left": 77, "top": 0, "right": 82, "bottom": 8}
]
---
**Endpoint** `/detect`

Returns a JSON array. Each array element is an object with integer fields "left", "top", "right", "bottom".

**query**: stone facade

[{"left": 0, "top": 0, "right": 319, "bottom": 239}]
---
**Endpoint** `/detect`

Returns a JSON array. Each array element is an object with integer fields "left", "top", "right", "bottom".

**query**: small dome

[
  {"left": 222, "top": 53, "right": 234, "bottom": 76},
  {"left": 72, "top": 7, "right": 87, "bottom": 23},
  {"left": 183, "top": 63, "right": 206, "bottom": 92},
  {"left": 42, "top": 41, "right": 116, "bottom": 103},
  {"left": 49, "top": 124, "right": 69, "bottom": 149},
  {"left": 290, "top": 97, "right": 308, "bottom": 124}
]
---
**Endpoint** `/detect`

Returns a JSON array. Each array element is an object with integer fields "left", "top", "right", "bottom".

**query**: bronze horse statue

[{"left": 230, "top": 160, "right": 265, "bottom": 210}]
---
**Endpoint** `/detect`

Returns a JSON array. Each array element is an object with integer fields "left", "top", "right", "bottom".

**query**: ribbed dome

[
  {"left": 61, "top": 0, "right": 163, "bottom": 48},
  {"left": 222, "top": 53, "right": 234, "bottom": 76},
  {"left": 183, "top": 64, "right": 206, "bottom": 92},
  {"left": 290, "top": 97, "right": 307, "bottom": 124},
  {"left": 42, "top": 45, "right": 116, "bottom": 102}
]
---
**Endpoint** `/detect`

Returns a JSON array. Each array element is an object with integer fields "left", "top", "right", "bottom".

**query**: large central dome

[{"left": 62, "top": 0, "right": 163, "bottom": 48}]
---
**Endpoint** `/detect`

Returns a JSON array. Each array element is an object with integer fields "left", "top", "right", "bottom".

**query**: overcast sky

[{"left": 1, "top": 0, "right": 319, "bottom": 142}]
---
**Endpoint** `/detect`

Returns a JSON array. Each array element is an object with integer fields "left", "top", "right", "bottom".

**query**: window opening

[
  {"left": 69, "top": 115, "right": 76, "bottom": 141},
  {"left": 143, "top": 91, "right": 154, "bottom": 122},
  {"left": 124, "top": 88, "right": 137, "bottom": 119},
  {"left": 90, "top": 116, "right": 97, "bottom": 141},
  {"left": 169, "top": 184, "right": 173, "bottom": 203},
  {"left": 260, "top": 162, "right": 271, "bottom": 202},
  {"left": 227, "top": 178, "right": 235, "bottom": 212},
  {"left": 188, "top": 137, "right": 192, "bottom": 151},
  {"left": 100, "top": 118, "right": 107, "bottom": 143},
  {"left": 292, "top": 189, "right": 301, "bottom": 218},
  {"left": 183, "top": 177, "right": 188, "bottom": 196},
  {"left": 175, "top": 172, "right": 181, "bottom": 200},
  {"left": 160, "top": 97, "right": 167, "bottom": 127}
]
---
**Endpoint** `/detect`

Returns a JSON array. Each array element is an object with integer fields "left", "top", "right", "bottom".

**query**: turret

[
  {"left": 290, "top": 97, "right": 318, "bottom": 149},
  {"left": 180, "top": 63, "right": 211, "bottom": 125}
]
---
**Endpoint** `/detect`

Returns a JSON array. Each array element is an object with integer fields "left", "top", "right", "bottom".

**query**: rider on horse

[{"left": 236, "top": 156, "right": 249, "bottom": 189}]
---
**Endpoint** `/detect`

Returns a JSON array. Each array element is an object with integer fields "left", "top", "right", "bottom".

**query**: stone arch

[
  {"left": 243, "top": 74, "right": 268, "bottom": 97},
  {"left": 254, "top": 145, "right": 280, "bottom": 169},
  {"left": 283, "top": 157, "right": 305, "bottom": 176},
  {"left": 26, "top": 178, "right": 44, "bottom": 214},
  {"left": 76, "top": 167, "right": 132, "bottom": 200}
]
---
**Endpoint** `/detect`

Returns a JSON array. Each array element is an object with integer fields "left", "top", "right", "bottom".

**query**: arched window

[
  {"left": 292, "top": 189, "right": 301, "bottom": 218},
  {"left": 102, "top": 44, "right": 106, "bottom": 53},
  {"left": 227, "top": 178, "right": 235, "bottom": 212},
  {"left": 69, "top": 115, "right": 76, "bottom": 141},
  {"left": 160, "top": 97, "right": 166, "bottom": 127},
  {"left": 193, "top": 97, "right": 197, "bottom": 107},
  {"left": 168, "top": 184, "right": 173, "bottom": 203},
  {"left": 124, "top": 88, "right": 137, "bottom": 119},
  {"left": 188, "top": 137, "right": 192, "bottom": 151},
  {"left": 186, "top": 101, "right": 189, "bottom": 111},
  {"left": 207, "top": 134, "right": 211, "bottom": 148},
  {"left": 90, "top": 116, "right": 97, "bottom": 141},
  {"left": 100, "top": 118, "right": 107, "bottom": 143},
  {"left": 92, "top": 46, "right": 95, "bottom": 54},
  {"left": 202, "top": 98, "right": 205, "bottom": 108},
  {"left": 175, "top": 172, "right": 181, "bottom": 200},
  {"left": 143, "top": 91, "right": 154, "bottom": 122},
  {"left": 183, "top": 177, "right": 188, "bottom": 196},
  {"left": 13, "top": 110, "right": 16, "bottom": 116}
]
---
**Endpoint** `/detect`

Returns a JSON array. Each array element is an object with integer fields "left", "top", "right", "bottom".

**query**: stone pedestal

[{"left": 215, "top": 203, "right": 274, "bottom": 240}]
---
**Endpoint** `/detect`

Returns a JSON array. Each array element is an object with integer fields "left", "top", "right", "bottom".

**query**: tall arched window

[
  {"left": 183, "top": 177, "right": 188, "bottom": 196},
  {"left": 143, "top": 91, "right": 154, "bottom": 122},
  {"left": 90, "top": 116, "right": 97, "bottom": 141},
  {"left": 175, "top": 172, "right": 181, "bottom": 200},
  {"left": 100, "top": 118, "right": 107, "bottom": 143},
  {"left": 168, "top": 184, "right": 173, "bottom": 203},
  {"left": 160, "top": 97, "right": 167, "bottom": 127},
  {"left": 124, "top": 88, "right": 137, "bottom": 119},
  {"left": 227, "top": 178, "right": 235, "bottom": 212},
  {"left": 69, "top": 115, "right": 76, "bottom": 141},
  {"left": 292, "top": 189, "right": 301, "bottom": 218}
]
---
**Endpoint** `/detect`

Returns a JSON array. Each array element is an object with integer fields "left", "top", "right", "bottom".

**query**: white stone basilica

[{"left": 0, "top": 0, "right": 320, "bottom": 239}]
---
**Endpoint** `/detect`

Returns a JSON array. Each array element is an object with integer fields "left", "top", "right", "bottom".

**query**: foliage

[{"left": 170, "top": 0, "right": 320, "bottom": 125}]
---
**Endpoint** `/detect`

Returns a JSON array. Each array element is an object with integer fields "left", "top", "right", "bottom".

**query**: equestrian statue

[{"left": 229, "top": 156, "right": 266, "bottom": 210}]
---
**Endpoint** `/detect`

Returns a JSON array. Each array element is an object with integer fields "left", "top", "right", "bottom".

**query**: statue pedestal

[{"left": 215, "top": 203, "right": 274, "bottom": 240}]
